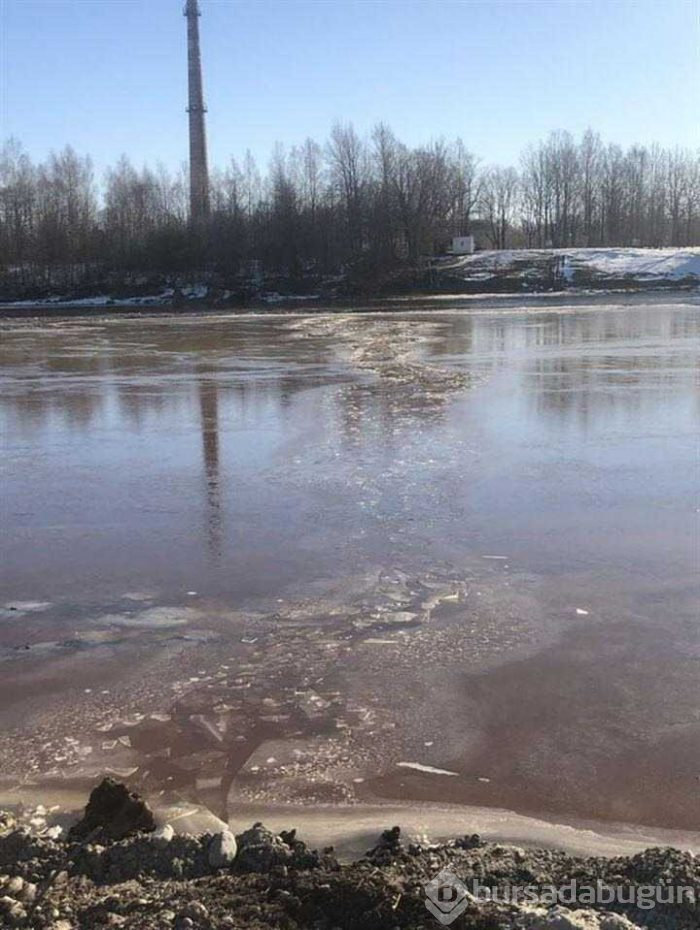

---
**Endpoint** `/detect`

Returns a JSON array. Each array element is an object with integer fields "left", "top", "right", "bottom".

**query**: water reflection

[
  {"left": 197, "top": 369, "right": 223, "bottom": 558},
  {"left": 2, "top": 307, "right": 696, "bottom": 439},
  {"left": 0, "top": 301, "right": 697, "bottom": 601}
]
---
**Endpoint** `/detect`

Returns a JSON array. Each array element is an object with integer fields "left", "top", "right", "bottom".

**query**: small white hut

[{"left": 451, "top": 235, "right": 475, "bottom": 255}]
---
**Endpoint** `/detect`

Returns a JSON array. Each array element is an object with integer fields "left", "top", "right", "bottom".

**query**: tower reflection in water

[{"left": 197, "top": 369, "right": 222, "bottom": 558}]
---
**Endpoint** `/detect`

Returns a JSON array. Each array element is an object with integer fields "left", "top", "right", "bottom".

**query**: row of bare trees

[
  {"left": 519, "top": 131, "right": 699, "bottom": 249},
  {"left": 1, "top": 127, "right": 698, "bottom": 290}
]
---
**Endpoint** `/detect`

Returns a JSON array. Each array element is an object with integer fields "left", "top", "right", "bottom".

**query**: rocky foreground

[{"left": 0, "top": 780, "right": 698, "bottom": 930}]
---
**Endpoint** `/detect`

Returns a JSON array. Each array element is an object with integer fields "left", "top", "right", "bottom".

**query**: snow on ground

[
  {"left": 0, "top": 289, "right": 177, "bottom": 310},
  {"left": 263, "top": 292, "right": 322, "bottom": 304},
  {"left": 181, "top": 284, "right": 208, "bottom": 300},
  {"left": 565, "top": 247, "right": 700, "bottom": 280},
  {"left": 444, "top": 247, "right": 700, "bottom": 282},
  {"left": 0, "top": 296, "right": 112, "bottom": 309}
]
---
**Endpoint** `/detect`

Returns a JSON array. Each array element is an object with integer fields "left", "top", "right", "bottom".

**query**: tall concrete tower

[{"left": 185, "top": 0, "right": 210, "bottom": 224}]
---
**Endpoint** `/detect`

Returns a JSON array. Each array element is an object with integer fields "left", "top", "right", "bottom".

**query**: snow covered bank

[
  {"left": 562, "top": 248, "right": 700, "bottom": 283},
  {"left": 439, "top": 247, "right": 700, "bottom": 290}
]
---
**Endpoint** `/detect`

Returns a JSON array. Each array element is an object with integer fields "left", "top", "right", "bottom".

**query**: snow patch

[
  {"left": 444, "top": 247, "right": 700, "bottom": 283},
  {"left": 0, "top": 290, "right": 176, "bottom": 310},
  {"left": 567, "top": 248, "right": 700, "bottom": 281},
  {"left": 181, "top": 284, "right": 208, "bottom": 300}
]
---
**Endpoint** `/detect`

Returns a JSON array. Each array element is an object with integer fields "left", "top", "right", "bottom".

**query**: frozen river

[{"left": 1, "top": 294, "right": 698, "bottom": 843}]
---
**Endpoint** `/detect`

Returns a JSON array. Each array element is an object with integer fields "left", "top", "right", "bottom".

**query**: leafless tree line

[{"left": 1, "top": 127, "right": 698, "bottom": 290}]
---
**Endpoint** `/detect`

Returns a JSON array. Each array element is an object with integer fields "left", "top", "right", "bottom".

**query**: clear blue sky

[{"left": 1, "top": 0, "right": 698, "bottom": 178}]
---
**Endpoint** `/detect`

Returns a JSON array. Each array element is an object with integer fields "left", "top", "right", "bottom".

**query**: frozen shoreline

[
  {"left": 4, "top": 785, "right": 700, "bottom": 861},
  {"left": 0, "top": 286, "right": 698, "bottom": 320},
  {"left": 1, "top": 781, "right": 699, "bottom": 929}
]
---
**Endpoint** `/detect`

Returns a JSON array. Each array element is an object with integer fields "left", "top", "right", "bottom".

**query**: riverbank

[
  {"left": 1, "top": 780, "right": 699, "bottom": 929},
  {"left": 0, "top": 287, "right": 698, "bottom": 320},
  {"left": 1, "top": 248, "right": 698, "bottom": 316}
]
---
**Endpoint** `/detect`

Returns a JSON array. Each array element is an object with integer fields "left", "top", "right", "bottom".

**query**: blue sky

[{"left": 1, "top": 0, "right": 698, "bottom": 178}]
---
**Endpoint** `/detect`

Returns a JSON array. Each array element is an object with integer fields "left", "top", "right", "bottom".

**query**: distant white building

[{"left": 451, "top": 235, "right": 475, "bottom": 255}]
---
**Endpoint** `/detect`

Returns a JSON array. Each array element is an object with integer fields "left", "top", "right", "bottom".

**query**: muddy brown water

[{"left": 1, "top": 294, "right": 698, "bottom": 847}]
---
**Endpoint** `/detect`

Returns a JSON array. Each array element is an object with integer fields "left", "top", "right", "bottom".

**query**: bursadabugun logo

[{"left": 424, "top": 867, "right": 471, "bottom": 925}]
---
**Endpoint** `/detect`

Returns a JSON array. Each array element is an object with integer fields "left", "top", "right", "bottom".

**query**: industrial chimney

[{"left": 185, "top": 0, "right": 210, "bottom": 224}]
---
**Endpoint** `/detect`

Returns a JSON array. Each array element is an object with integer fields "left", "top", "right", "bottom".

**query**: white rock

[
  {"left": 208, "top": 829, "right": 238, "bottom": 868},
  {"left": 152, "top": 824, "right": 175, "bottom": 847},
  {"left": 6, "top": 876, "right": 23, "bottom": 895}
]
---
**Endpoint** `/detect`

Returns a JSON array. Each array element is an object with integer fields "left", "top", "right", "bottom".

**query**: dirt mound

[{"left": 68, "top": 778, "right": 156, "bottom": 843}]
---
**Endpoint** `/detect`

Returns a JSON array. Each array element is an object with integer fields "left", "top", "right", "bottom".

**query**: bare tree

[
  {"left": 327, "top": 122, "right": 368, "bottom": 258},
  {"left": 579, "top": 130, "right": 602, "bottom": 246},
  {"left": 481, "top": 167, "right": 519, "bottom": 249},
  {"left": 450, "top": 138, "right": 481, "bottom": 235}
]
